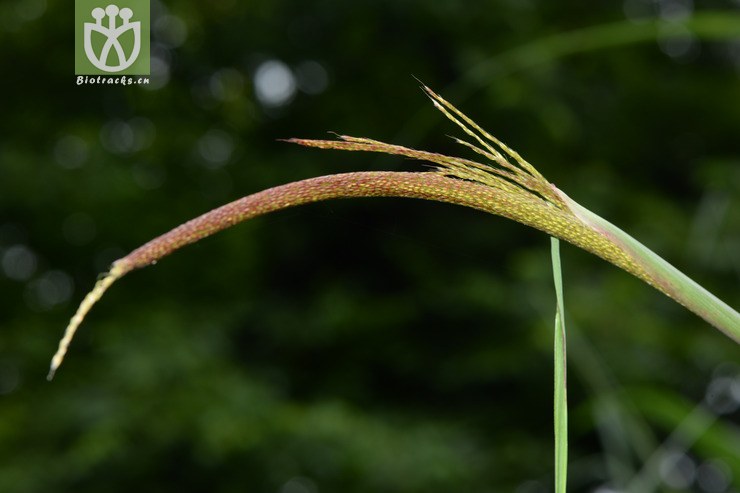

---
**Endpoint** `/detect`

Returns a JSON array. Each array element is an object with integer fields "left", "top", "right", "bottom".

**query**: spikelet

[{"left": 49, "top": 85, "right": 739, "bottom": 379}]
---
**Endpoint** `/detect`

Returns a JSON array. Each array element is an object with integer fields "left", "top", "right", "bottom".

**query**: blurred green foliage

[{"left": 1, "top": 1, "right": 739, "bottom": 492}]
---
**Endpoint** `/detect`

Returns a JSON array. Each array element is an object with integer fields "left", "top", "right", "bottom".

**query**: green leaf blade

[{"left": 551, "top": 237, "right": 568, "bottom": 493}]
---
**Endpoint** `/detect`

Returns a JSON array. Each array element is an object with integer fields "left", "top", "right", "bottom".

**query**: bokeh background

[{"left": 1, "top": 1, "right": 740, "bottom": 492}]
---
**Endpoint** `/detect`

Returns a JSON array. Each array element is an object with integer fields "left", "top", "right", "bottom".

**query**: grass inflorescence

[{"left": 49, "top": 84, "right": 739, "bottom": 383}]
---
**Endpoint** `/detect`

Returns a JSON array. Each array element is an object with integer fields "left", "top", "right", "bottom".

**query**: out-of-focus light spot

[
  {"left": 100, "top": 120, "right": 135, "bottom": 154},
  {"left": 704, "top": 375, "right": 740, "bottom": 414},
  {"left": 296, "top": 60, "right": 329, "bottom": 95},
  {"left": 25, "top": 270, "right": 74, "bottom": 311},
  {"left": 624, "top": 0, "right": 693, "bottom": 23},
  {"left": 2, "top": 245, "right": 37, "bottom": 281},
  {"left": 15, "top": 0, "right": 45, "bottom": 21},
  {"left": 0, "top": 360, "right": 20, "bottom": 395},
  {"left": 129, "top": 117, "right": 156, "bottom": 151},
  {"left": 210, "top": 68, "right": 244, "bottom": 102},
  {"left": 657, "top": 23, "right": 698, "bottom": 60},
  {"left": 151, "top": 0, "right": 168, "bottom": 18},
  {"left": 197, "top": 129, "right": 234, "bottom": 168},
  {"left": 660, "top": 451, "right": 696, "bottom": 490},
  {"left": 154, "top": 14, "right": 187, "bottom": 47},
  {"left": 697, "top": 459, "right": 732, "bottom": 493},
  {"left": 100, "top": 118, "right": 155, "bottom": 154},
  {"left": 658, "top": 0, "right": 693, "bottom": 21},
  {"left": 712, "top": 361, "right": 740, "bottom": 379},
  {"left": 143, "top": 49, "right": 171, "bottom": 91},
  {"left": 280, "top": 477, "right": 317, "bottom": 493},
  {"left": 62, "top": 212, "right": 97, "bottom": 246},
  {"left": 253, "top": 59, "right": 297, "bottom": 108},
  {"left": 191, "top": 79, "right": 218, "bottom": 110},
  {"left": 593, "top": 487, "right": 623, "bottom": 493},
  {"left": 726, "top": 40, "right": 740, "bottom": 70},
  {"left": 625, "top": 0, "right": 700, "bottom": 61},
  {"left": 132, "top": 162, "right": 166, "bottom": 190},
  {"left": 54, "top": 135, "right": 89, "bottom": 169}
]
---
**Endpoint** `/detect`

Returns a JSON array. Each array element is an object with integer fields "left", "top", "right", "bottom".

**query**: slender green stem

[{"left": 551, "top": 238, "right": 568, "bottom": 493}]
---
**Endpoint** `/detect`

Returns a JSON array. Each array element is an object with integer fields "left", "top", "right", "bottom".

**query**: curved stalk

[
  {"left": 48, "top": 170, "right": 739, "bottom": 379},
  {"left": 46, "top": 170, "right": 632, "bottom": 379},
  {"left": 48, "top": 87, "right": 740, "bottom": 379}
]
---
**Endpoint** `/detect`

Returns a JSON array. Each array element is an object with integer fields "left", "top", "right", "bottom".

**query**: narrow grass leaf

[{"left": 551, "top": 237, "right": 568, "bottom": 493}]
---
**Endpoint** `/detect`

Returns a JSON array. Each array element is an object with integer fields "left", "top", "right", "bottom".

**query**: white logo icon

[{"left": 84, "top": 4, "right": 141, "bottom": 72}]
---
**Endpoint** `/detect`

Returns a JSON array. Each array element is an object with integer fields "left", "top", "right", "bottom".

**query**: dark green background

[{"left": 1, "top": 1, "right": 739, "bottom": 492}]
